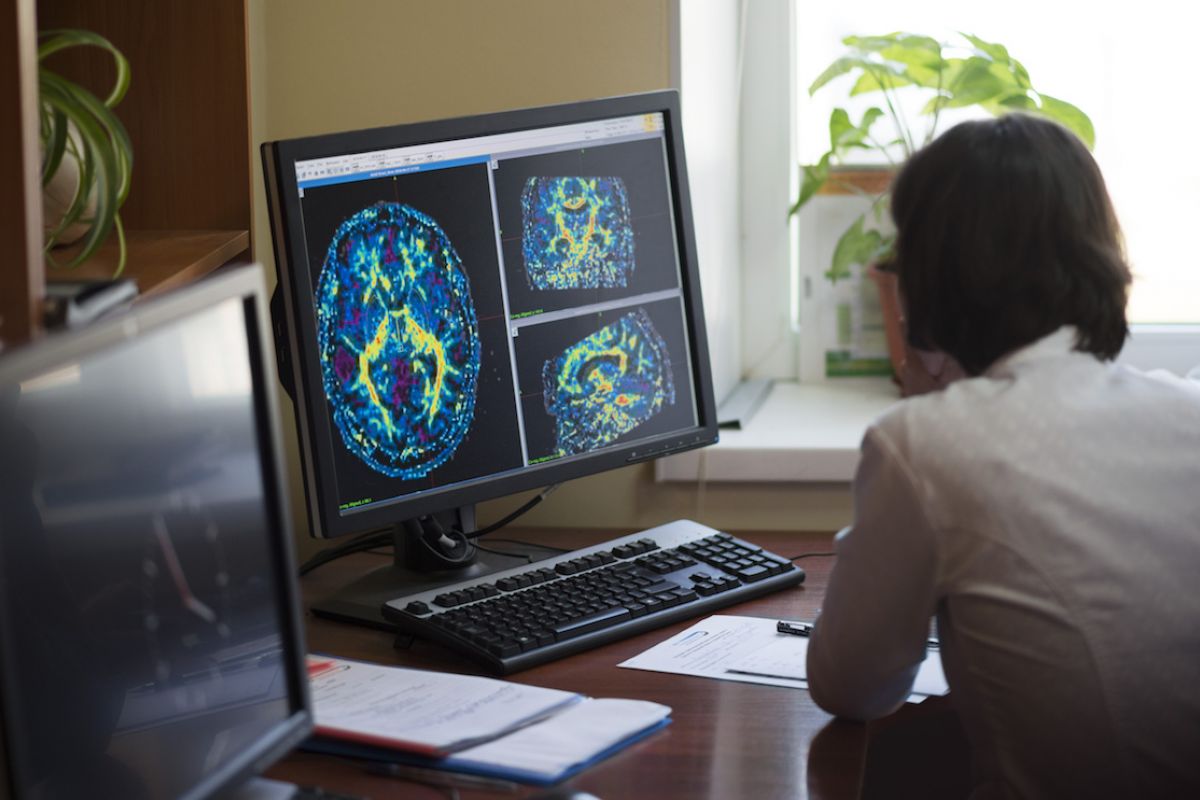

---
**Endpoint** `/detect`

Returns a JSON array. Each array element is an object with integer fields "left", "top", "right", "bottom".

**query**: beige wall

[{"left": 247, "top": 0, "right": 852, "bottom": 559}]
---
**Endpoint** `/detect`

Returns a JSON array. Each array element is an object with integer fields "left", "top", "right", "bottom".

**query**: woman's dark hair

[{"left": 889, "top": 113, "right": 1131, "bottom": 375}]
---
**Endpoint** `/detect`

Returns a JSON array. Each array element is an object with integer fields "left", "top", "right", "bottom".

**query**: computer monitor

[
  {"left": 0, "top": 267, "right": 311, "bottom": 799},
  {"left": 262, "top": 90, "right": 718, "bottom": 627}
]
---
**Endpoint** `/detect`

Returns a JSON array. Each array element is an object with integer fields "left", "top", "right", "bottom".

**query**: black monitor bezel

[
  {"left": 263, "top": 90, "right": 719, "bottom": 541},
  {"left": 0, "top": 266, "right": 312, "bottom": 799}
]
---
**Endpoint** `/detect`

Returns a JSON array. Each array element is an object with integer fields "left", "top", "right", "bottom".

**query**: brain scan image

[
  {"left": 521, "top": 177, "right": 634, "bottom": 290},
  {"left": 542, "top": 309, "right": 675, "bottom": 457},
  {"left": 315, "top": 202, "right": 480, "bottom": 479}
]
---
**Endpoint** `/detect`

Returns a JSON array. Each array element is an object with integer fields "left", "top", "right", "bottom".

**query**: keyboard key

[
  {"left": 736, "top": 565, "right": 771, "bottom": 582},
  {"left": 553, "top": 606, "right": 632, "bottom": 639},
  {"left": 486, "top": 640, "right": 521, "bottom": 658}
]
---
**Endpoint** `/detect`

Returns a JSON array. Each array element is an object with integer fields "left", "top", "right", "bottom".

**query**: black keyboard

[{"left": 381, "top": 520, "right": 804, "bottom": 674}]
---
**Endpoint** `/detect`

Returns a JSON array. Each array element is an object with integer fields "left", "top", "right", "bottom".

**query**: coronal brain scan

[
  {"left": 543, "top": 308, "right": 675, "bottom": 457},
  {"left": 521, "top": 177, "right": 634, "bottom": 290},
  {"left": 316, "top": 202, "right": 480, "bottom": 478}
]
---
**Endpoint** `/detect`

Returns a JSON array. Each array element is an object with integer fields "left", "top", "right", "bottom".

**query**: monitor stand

[
  {"left": 226, "top": 777, "right": 300, "bottom": 799},
  {"left": 310, "top": 505, "right": 550, "bottom": 630}
]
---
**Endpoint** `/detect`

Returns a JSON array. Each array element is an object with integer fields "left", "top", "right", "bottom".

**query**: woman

[{"left": 806, "top": 114, "right": 1200, "bottom": 798}]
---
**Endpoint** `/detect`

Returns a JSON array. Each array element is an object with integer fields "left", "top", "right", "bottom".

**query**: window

[
  {"left": 662, "top": 1, "right": 1197, "bottom": 485},
  {"left": 795, "top": 0, "right": 1200, "bottom": 328}
]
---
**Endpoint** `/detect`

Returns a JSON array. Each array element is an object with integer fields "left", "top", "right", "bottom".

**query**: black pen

[
  {"left": 776, "top": 620, "right": 813, "bottom": 637},
  {"left": 778, "top": 619, "right": 940, "bottom": 650}
]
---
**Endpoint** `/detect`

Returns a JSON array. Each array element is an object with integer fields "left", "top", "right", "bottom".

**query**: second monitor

[{"left": 263, "top": 90, "right": 720, "bottom": 628}]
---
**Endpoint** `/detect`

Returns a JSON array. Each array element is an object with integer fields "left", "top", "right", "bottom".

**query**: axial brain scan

[{"left": 316, "top": 202, "right": 480, "bottom": 479}]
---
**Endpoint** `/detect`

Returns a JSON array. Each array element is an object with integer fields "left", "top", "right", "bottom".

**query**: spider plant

[
  {"left": 39, "top": 28, "right": 133, "bottom": 276},
  {"left": 790, "top": 32, "right": 1093, "bottom": 282}
]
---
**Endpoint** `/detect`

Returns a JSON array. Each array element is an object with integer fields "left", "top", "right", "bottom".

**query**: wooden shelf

[
  {"left": 1, "top": 0, "right": 250, "bottom": 345},
  {"left": 45, "top": 229, "right": 249, "bottom": 297}
]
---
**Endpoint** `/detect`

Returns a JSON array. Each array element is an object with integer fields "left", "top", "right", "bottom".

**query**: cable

[
  {"left": 298, "top": 528, "right": 391, "bottom": 576},
  {"left": 472, "top": 543, "right": 533, "bottom": 563},
  {"left": 787, "top": 551, "right": 837, "bottom": 562},
  {"left": 462, "top": 484, "right": 560, "bottom": 540},
  {"left": 482, "top": 538, "right": 570, "bottom": 555},
  {"left": 296, "top": 484, "right": 563, "bottom": 576}
]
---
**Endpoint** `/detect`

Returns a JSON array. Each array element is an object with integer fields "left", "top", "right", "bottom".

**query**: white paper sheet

[
  {"left": 618, "top": 614, "right": 808, "bottom": 689},
  {"left": 451, "top": 697, "right": 670, "bottom": 776},
  {"left": 307, "top": 655, "right": 580, "bottom": 753},
  {"left": 619, "top": 615, "right": 949, "bottom": 702}
]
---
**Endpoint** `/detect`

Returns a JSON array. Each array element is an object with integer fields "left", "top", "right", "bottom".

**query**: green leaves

[
  {"left": 39, "top": 28, "right": 133, "bottom": 275},
  {"left": 828, "top": 215, "right": 893, "bottom": 283},
  {"left": 809, "top": 56, "right": 874, "bottom": 95},
  {"left": 940, "top": 57, "right": 1010, "bottom": 107},
  {"left": 789, "top": 108, "right": 885, "bottom": 217},
  {"left": 795, "top": 30, "right": 1097, "bottom": 281},
  {"left": 830, "top": 107, "right": 884, "bottom": 151},
  {"left": 790, "top": 152, "right": 830, "bottom": 217},
  {"left": 1038, "top": 94, "right": 1095, "bottom": 149}
]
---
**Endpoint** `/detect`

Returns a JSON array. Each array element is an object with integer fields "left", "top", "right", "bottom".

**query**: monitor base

[
  {"left": 225, "top": 777, "right": 299, "bottom": 799},
  {"left": 311, "top": 542, "right": 552, "bottom": 630}
]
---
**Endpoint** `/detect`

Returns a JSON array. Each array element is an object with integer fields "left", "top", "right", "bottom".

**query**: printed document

[
  {"left": 619, "top": 615, "right": 948, "bottom": 702},
  {"left": 304, "top": 656, "right": 672, "bottom": 784},
  {"left": 451, "top": 697, "right": 670, "bottom": 777},
  {"left": 307, "top": 656, "right": 580, "bottom": 754}
]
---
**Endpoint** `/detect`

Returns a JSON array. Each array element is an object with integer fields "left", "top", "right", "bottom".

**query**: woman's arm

[{"left": 807, "top": 424, "right": 941, "bottom": 720}]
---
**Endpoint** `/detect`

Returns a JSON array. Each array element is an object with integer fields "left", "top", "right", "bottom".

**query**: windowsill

[{"left": 656, "top": 378, "right": 900, "bottom": 483}]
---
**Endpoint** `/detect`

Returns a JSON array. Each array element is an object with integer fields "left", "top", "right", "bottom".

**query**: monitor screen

[
  {"left": 0, "top": 268, "right": 311, "bottom": 799},
  {"left": 263, "top": 90, "right": 717, "bottom": 546}
]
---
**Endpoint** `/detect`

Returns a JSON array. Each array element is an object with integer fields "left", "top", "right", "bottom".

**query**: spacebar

[{"left": 552, "top": 607, "right": 632, "bottom": 639}]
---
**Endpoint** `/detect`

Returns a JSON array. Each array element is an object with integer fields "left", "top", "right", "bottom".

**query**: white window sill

[
  {"left": 655, "top": 327, "right": 1200, "bottom": 485},
  {"left": 656, "top": 378, "right": 900, "bottom": 483}
]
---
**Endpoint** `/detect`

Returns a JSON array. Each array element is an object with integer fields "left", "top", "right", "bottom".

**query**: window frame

[{"left": 659, "top": 0, "right": 1199, "bottom": 485}]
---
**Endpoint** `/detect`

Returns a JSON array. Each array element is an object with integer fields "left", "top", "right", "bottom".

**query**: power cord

[
  {"left": 462, "top": 484, "right": 560, "bottom": 540},
  {"left": 298, "top": 529, "right": 392, "bottom": 576},
  {"left": 482, "top": 538, "right": 570, "bottom": 555},
  {"left": 472, "top": 543, "right": 533, "bottom": 563},
  {"left": 296, "top": 484, "right": 561, "bottom": 576},
  {"left": 787, "top": 551, "right": 837, "bottom": 561}
]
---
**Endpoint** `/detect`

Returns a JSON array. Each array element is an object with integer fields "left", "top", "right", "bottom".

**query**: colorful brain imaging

[
  {"left": 316, "top": 202, "right": 480, "bottom": 479},
  {"left": 542, "top": 309, "right": 675, "bottom": 457},
  {"left": 521, "top": 177, "right": 634, "bottom": 290}
]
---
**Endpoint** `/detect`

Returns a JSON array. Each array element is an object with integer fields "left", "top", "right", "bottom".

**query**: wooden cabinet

[{"left": 0, "top": 0, "right": 250, "bottom": 348}]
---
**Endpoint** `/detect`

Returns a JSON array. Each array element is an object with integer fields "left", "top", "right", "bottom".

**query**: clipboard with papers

[{"left": 303, "top": 656, "right": 671, "bottom": 785}]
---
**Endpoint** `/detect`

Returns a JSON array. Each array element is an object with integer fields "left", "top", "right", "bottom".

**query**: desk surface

[{"left": 268, "top": 529, "right": 865, "bottom": 800}]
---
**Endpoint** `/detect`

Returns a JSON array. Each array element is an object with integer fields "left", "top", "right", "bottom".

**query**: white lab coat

[{"left": 807, "top": 327, "right": 1200, "bottom": 799}]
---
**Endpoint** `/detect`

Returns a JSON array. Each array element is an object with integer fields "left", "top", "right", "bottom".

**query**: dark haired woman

[{"left": 805, "top": 114, "right": 1200, "bottom": 798}]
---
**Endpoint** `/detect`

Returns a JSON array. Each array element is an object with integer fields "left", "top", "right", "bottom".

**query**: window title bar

[{"left": 295, "top": 112, "right": 663, "bottom": 186}]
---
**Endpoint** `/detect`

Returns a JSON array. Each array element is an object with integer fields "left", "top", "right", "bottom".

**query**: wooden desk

[{"left": 268, "top": 529, "right": 866, "bottom": 799}]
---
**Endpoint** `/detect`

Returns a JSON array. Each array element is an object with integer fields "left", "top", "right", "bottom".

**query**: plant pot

[
  {"left": 867, "top": 265, "right": 966, "bottom": 397},
  {"left": 42, "top": 126, "right": 98, "bottom": 247}
]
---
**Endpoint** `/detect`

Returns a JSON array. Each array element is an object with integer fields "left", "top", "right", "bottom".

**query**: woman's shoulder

[{"left": 872, "top": 376, "right": 1000, "bottom": 451}]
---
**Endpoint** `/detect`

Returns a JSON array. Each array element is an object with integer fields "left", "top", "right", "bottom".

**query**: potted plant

[
  {"left": 39, "top": 28, "right": 133, "bottom": 276},
  {"left": 789, "top": 32, "right": 1093, "bottom": 391}
]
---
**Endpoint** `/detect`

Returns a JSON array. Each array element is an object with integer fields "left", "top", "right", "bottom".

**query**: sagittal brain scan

[
  {"left": 521, "top": 177, "right": 634, "bottom": 290},
  {"left": 543, "top": 309, "right": 675, "bottom": 456},
  {"left": 316, "top": 202, "right": 480, "bottom": 478}
]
